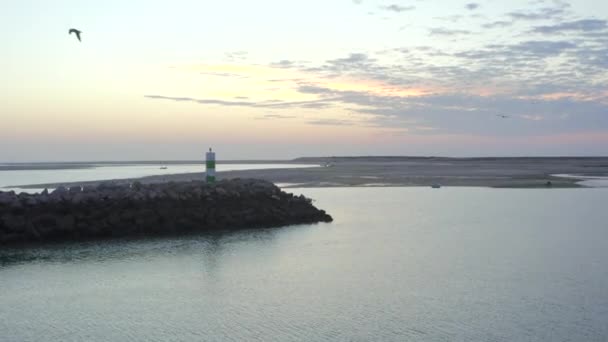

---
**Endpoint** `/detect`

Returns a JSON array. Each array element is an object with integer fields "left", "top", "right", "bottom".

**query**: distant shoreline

[
  {"left": 0, "top": 160, "right": 299, "bottom": 171},
  {"left": 9, "top": 156, "right": 608, "bottom": 190}
]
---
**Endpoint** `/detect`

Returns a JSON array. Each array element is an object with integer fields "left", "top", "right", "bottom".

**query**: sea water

[{"left": 0, "top": 187, "right": 607, "bottom": 341}]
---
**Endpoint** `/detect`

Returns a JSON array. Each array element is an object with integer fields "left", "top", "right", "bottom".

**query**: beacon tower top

[{"left": 206, "top": 148, "right": 216, "bottom": 183}]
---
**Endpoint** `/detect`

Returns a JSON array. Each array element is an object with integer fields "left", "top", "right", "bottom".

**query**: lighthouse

[{"left": 206, "top": 148, "right": 216, "bottom": 183}]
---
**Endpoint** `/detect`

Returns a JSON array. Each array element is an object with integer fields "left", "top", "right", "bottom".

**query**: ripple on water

[{"left": 1, "top": 187, "right": 608, "bottom": 341}]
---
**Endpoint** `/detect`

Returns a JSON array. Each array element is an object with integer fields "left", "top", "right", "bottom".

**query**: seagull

[
  {"left": 69, "top": 28, "right": 82, "bottom": 42},
  {"left": 496, "top": 114, "right": 509, "bottom": 118}
]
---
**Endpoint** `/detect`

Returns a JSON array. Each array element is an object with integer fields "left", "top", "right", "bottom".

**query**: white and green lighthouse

[{"left": 206, "top": 148, "right": 216, "bottom": 183}]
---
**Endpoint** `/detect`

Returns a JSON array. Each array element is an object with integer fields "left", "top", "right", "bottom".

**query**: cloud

[
  {"left": 267, "top": 78, "right": 305, "bottom": 83},
  {"left": 511, "top": 40, "right": 577, "bottom": 55},
  {"left": 293, "top": 84, "right": 608, "bottom": 135},
  {"left": 329, "top": 53, "right": 373, "bottom": 63},
  {"left": 144, "top": 95, "right": 195, "bottom": 102},
  {"left": 381, "top": 4, "right": 415, "bottom": 12},
  {"left": 145, "top": 64, "right": 608, "bottom": 135},
  {"left": 144, "top": 95, "right": 335, "bottom": 109},
  {"left": 270, "top": 60, "right": 296, "bottom": 68},
  {"left": 325, "top": 53, "right": 377, "bottom": 69},
  {"left": 147, "top": 12, "right": 608, "bottom": 138},
  {"left": 482, "top": 21, "right": 513, "bottom": 29},
  {"left": 200, "top": 72, "right": 248, "bottom": 79},
  {"left": 507, "top": 2, "right": 570, "bottom": 21},
  {"left": 531, "top": 19, "right": 608, "bottom": 34},
  {"left": 256, "top": 114, "right": 297, "bottom": 120},
  {"left": 145, "top": 95, "right": 255, "bottom": 107},
  {"left": 520, "top": 114, "right": 544, "bottom": 121},
  {"left": 465, "top": 3, "right": 480, "bottom": 10},
  {"left": 306, "top": 119, "right": 355, "bottom": 126},
  {"left": 225, "top": 51, "right": 248, "bottom": 62},
  {"left": 453, "top": 40, "right": 577, "bottom": 61},
  {"left": 434, "top": 15, "right": 464, "bottom": 23},
  {"left": 261, "top": 35, "right": 603, "bottom": 102},
  {"left": 314, "top": 53, "right": 387, "bottom": 77},
  {"left": 295, "top": 35, "right": 602, "bottom": 98},
  {"left": 352, "top": 0, "right": 363, "bottom": 4},
  {"left": 429, "top": 28, "right": 472, "bottom": 36},
  {"left": 414, "top": 126, "right": 438, "bottom": 131}
]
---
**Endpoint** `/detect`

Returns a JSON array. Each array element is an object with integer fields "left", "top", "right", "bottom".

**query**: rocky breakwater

[{"left": 0, "top": 179, "right": 332, "bottom": 245}]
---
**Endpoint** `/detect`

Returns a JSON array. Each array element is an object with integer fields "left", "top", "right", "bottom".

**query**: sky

[{"left": 1, "top": 0, "right": 607, "bottom": 161}]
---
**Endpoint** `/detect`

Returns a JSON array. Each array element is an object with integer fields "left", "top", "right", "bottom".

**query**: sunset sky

[{"left": 1, "top": 0, "right": 607, "bottom": 161}]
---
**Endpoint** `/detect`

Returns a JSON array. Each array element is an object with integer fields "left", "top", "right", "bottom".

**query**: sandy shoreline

[{"left": 12, "top": 157, "right": 608, "bottom": 190}]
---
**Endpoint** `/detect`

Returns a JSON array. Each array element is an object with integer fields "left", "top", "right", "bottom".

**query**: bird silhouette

[
  {"left": 497, "top": 114, "right": 509, "bottom": 118},
  {"left": 69, "top": 28, "right": 82, "bottom": 42}
]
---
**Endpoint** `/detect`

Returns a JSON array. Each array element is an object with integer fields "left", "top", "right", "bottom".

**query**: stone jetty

[{"left": 0, "top": 179, "right": 332, "bottom": 245}]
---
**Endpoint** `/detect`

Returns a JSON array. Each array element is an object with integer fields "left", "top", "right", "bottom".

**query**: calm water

[
  {"left": 0, "top": 163, "right": 317, "bottom": 193},
  {"left": 1, "top": 187, "right": 607, "bottom": 341},
  {"left": 554, "top": 174, "right": 608, "bottom": 188}
]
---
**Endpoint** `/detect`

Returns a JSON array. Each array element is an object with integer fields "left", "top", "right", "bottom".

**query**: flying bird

[
  {"left": 69, "top": 28, "right": 82, "bottom": 42},
  {"left": 496, "top": 114, "right": 509, "bottom": 118}
]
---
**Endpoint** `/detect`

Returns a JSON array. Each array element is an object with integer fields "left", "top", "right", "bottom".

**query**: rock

[
  {"left": 9, "top": 199, "right": 23, "bottom": 210},
  {"left": 50, "top": 186, "right": 69, "bottom": 201},
  {"left": 1, "top": 214, "right": 26, "bottom": 231},
  {"left": 98, "top": 182, "right": 122, "bottom": 192},
  {"left": 131, "top": 181, "right": 143, "bottom": 190},
  {"left": 147, "top": 190, "right": 158, "bottom": 200},
  {"left": 82, "top": 186, "right": 96, "bottom": 193},
  {"left": 71, "top": 193, "right": 86, "bottom": 204},
  {"left": 107, "top": 213, "right": 121, "bottom": 226},
  {"left": 31, "top": 214, "right": 58, "bottom": 236},
  {"left": 57, "top": 215, "right": 76, "bottom": 231},
  {"left": 0, "top": 178, "right": 332, "bottom": 245},
  {"left": 69, "top": 186, "right": 82, "bottom": 194},
  {"left": 25, "top": 197, "right": 38, "bottom": 206},
  {"left": 25, "top": 221, "right": 41, "bottom": 239},
  {"left": 52, "top": 186, "right": 68, "bottom": 195},
  {"left": 0, "top": 192, "right": 16, "bottom": 205}
]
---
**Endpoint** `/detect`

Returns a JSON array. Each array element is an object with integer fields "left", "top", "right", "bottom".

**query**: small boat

[
  {"left": 431, "top": 184, "right": 441, "bottom": 188},
  {"left": 160, "top": 166, "right": 168, "bottom": 170}
]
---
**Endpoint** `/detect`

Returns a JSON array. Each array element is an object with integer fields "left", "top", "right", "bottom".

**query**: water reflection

[
  {"left": 0, "top": 225, "right": 308, "bottom": 269},
  {"left": 1, "top": 188, "right": 607, "bottom": 342}
]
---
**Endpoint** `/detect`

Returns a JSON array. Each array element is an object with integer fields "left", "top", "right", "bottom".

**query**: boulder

[
  {"left": 0, "top": 178, "right": 332, "bottom": 245},
  {"left": 52, "top": 186, "right": 68, "bottom": 195},
  {"left": 0, "top": 192, "right": 17, "bottom": 205},
  {"left": 57, "top": 215, "right": 76, "bottom": 232},
  {"left": 71, "top": 193, "right": 87, "bottom": 204}
]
